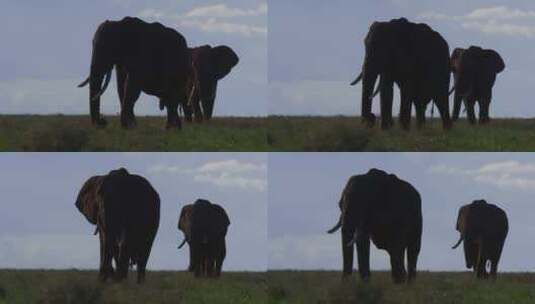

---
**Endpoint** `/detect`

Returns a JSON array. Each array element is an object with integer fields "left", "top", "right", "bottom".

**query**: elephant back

[
  {"left": 467, "top": 200, "right": 508, "bottom": 241},
  {"left": 191, "top": 200, "right": 230, "bottom": 242}
]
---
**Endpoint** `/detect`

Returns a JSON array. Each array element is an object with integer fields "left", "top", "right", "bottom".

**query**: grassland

[
  {"left": 0, "top": 115, "right": 267, "bottom": 151},
  {"left": 268, "top": 271, "right": 535, "bottom": 304},
  {"left": 268, "top": 116, "right": 535, "bottom": 151},
  {"left": 0, "top": 270, "right": 266, "bottom": 304}
]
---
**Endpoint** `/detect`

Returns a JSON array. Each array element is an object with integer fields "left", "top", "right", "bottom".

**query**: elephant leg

[
  {"left": 99, "top": 234, "right": 114, "bottom": 282},
  {"left": 341, "top": 228, "right": 354, "bottom": 277},
  {"left": 414, "top": 100, "right": 427, "bottom": 129},
  {"left": 116, "top": 66, "right": 126, "bottom": 109},
  {"left": 399, "top": 87, "right": 412, "bottom": 130},
  {"left": 466, "top": 96, "right": 477, "bottom": 125},
  {"left": 356, "top": 236, "right": 371, "bottom": 281},
  {"left": 434, "top": 94, "right": 452, "bottom": 129},
  {"left": 192, "top": 245, "right": 201, "bottom": 277},
  {"left": 452, "top": 92, "right": 463, "bottom": 121},
  {"left": 165, "top": 99, "right": 182, "bottom": 129},
  {"left": 115, "top": 242, "right": 129, "bottom": 281},
  {"left": 379, "top": 79, "right": 394, "bottom": 130},
  {"left": 136, "top": 246, "right": 152, "bottom": 284},
  {"left": 215, "top": 239, "right": 226, "bottom": 277},
  {"left": 121, "top": 76, "right": 141, "bottom": 129},
  {"left": 407, "top": 238, "right": 421, "bottom": 282},
  {"left": 188, "top": 244, "right": 194, "bottom": 272},
  {"left": 389, "top": 248, "right": 406, "bottom": 284},
  {"left": 478, "top": 95, "right": 491, "bottom": 124},
  {"left": 193, "top": 99, "right": 204, "bottom": 123}
]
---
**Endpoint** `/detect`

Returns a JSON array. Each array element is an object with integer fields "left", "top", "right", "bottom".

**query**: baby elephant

[
  {"left": 452, "top": 200, "right": 508, "bottom": 279},
  {"left": 450, "top": 46, "right": 505, "bottom": 124},
  {"left": 178, "top": 199, "right": 230, "bottom": 278}
]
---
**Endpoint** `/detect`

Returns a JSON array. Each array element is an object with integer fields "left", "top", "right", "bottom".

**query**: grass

[
  {"left": 0, "top": 269, "right": 266, "bottom": 304},
  {"left": 267, "top": 116, "right": 535, "bottom": 151},
  {"left": 268, "top": 271, "right": 535, "bottom": 304},
  {"left": 0, "top": 115, "right": 267, "bottom": 151}
]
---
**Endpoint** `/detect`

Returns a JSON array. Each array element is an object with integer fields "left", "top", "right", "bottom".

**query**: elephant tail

[
  {"left": 448, "top": 85, "right": 455, "bottom": 96},
  {"left": 177, "top": 238, "right": 187, "bottom": 249},
  {"left": 350, "top": 72, "right": 362, "bottom": 86}
]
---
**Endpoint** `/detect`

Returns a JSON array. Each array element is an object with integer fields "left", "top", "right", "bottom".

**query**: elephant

[
  {"left": 450, "top": 46, "right": 505, "bottom": 124},
  {"left": 78, "top": 17, "right": 192, "bottom": 129},
  {"left": 328, "top": 168, "right": 422, "bottom": 284},
  {"left": 452, "top": 200, "right": 508, "bottom": 279},
  {"left": 178, "top": 199, "right": 230, "bottom": 277},
  {"left": 75, "top": 168, "right": 160, "bottom": 283},
  {"left": 350, "top": 18, "right": 452, "bottom": 130},
  {"left": 184, "top": 45, "right": 239, "bottom": 122}
]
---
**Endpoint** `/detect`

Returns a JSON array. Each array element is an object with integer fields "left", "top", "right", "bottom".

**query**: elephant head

[
  {"left": 189, "top": 45, "right": 239, "bottom": 119},
  {"left": 450, "top": 46, "right": 505, "bottom": 95},
  {"left": 178, "top": 204, "right": 194, "bottom": 249},
  {"left": 350, "top": 18, "right": 411, "bottom": 126}
]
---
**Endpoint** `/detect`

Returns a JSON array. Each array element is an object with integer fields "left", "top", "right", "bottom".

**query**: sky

[
  {"left": 0, "top": 153, "right": 267, "bottom": 271},
  {"left": 0, "top": 0, "right": 266, "bottom": 117},
  {"left": 269, "top": 153, "right": 535, "bottom": 272},
  {"left": 269, "top": 0, "right": 535, "bottom": 118}
]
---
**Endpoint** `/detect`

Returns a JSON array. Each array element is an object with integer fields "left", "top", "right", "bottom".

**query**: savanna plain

[
  {"left": 268, "top": 271, "right": 535, "bottom": 304},
  {"left": 0, "top": 115, "right": 267, "bottom": 152},
  {"left": 0, "top": 270, "right": 266, "bottom": 304},
  {"left": 268, "top": 116, "right": 535, "bottom": 151}
]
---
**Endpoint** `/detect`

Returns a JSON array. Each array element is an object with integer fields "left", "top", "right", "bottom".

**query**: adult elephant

[
  {"left": 178, "top": 199, "right": 230, "bottom": 277},
  {"left": 452, "top": 200, "right": 508, "bottom": 279},
  {"left": 75, "top": 168, "right": 160, "bottom": 283},
  {"left": 350, "top": 18, "right": 452, "bottom": 130},
  {"left": 78, "top": 17, "right": 191, "bottom": 129},
  {"left": 450, "top": 46, "right": 505, "bottom": 124},
  {"left": 327, "top": 168, "right": 422, "bottom": 283},
  {"left": 185, "top": 45, "right": 239, "bottom": 122}
]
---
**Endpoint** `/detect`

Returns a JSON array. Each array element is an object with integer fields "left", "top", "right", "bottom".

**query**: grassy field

[
  {"left": 268, "top": 116, "right": 535, "bottom": 151},
  {"left": 0, "top": 270, "right": 266, "bottom": 304},
  {"left": 268, "top": 271, "right": 535, "bottom": 304},
  {"left": 0, "top": 115, "right": 267, "bottom": 151}
]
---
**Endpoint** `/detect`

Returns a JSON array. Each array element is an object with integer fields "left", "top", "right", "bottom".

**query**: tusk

[
  {"left": 451, "top": 235, "right": 463, "bottom": 249},
  {"left": 90, "top": 70, "right": 112, "bottom": 102},
  {"left": 350, "top": 72, "right": 362, "bottom": 86},
  {"left": 346, "top": 231, "right": 358, "bottom": 247},
  {"left": 448, "top": 86, "right": 455, "bottom": 96},
  {"left": 327, "top": 218, "right": 342, "bottom": 234},
  {"left": 78, "top": 77, "right": 90, "bottom": 88},
  {"left": 177, "top": 238, "right": 187, "bottom": 249}
]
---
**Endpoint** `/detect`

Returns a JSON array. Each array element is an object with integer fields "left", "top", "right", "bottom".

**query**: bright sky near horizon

[{"left": 0, "top": 0, "right": 266, "bottom": 117}]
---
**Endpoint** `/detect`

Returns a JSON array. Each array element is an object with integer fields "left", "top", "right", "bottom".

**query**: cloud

[
  {"left": 430, "top": 161, "right": 535, "bottom": 190},
  {"left": 420, "top": 6, "right": 535, "bottom": 38},
  {"left": 147, "top": 160, "right": 267, "bottom": 192},
  {"left": 138, "top": 3, "right": 267, "bottom": 38},
  {"left": 185, "top": 3, "right": 267, "bottom": 18}
]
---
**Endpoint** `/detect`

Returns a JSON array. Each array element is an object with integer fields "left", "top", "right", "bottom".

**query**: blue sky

[
  {"left": 0, "top": 153, "right": 267, "bottom": 271},
  {"left": 269, "top": 153, "right": 535, "bottom": 272},
  {"left": 269, "top": 0, "right": 535, "bottom": 117},
  {"left": 0, "top": 0, "right": 266, "bottom": 116}
]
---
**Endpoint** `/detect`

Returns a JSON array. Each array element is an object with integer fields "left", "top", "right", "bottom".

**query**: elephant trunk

[
  {"left": 178, "top": 237, "right": 187, "bottom": 249},
  {"left": 361, "top": 64, "right": 379, "bottom": 125},
  {"left": 448, "top": 85, "right": 455, "bottom": 96},
  {"left": 452, "top": 234, "right": 463, "bottom": 249}
]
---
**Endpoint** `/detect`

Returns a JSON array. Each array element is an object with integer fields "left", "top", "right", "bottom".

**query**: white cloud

[
  {"left": 420, "top": 6, "right": 535, "bottom": 38},
  {"left": 138, "top": 3, "right": 267, "bottom": 38},
  {"left": 147, "top": 160, "right": 267, "bottom": 192},
  {"left": 185, "top": 3, "right": 267, "bottom": 18},
  {"left": 430, "top": 161, "right": 535, "bottom": 191}
]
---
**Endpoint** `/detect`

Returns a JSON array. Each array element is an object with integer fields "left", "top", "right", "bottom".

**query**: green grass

[
  {"left": 268, "top": 271, "right": 535, "bottom": 304},
  {"left": 0, "top": 115, "right": 267, "bottom": 151},
  {"left": 0, "top": 270, "right": 266, "bottom": 304},
  {"left": 267, "top": 116, "right": 535, "bottom": 151}
]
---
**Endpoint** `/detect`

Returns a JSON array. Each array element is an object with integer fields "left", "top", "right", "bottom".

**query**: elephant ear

[
  {"left": 483, "top": 49, "right": 505, "bottom": 74},
  {"left": 178, "top": 204, "right": 194, "bottom": 233},
  {"left": 211, "top": 45, "right": 239, "bottom": 80},
  {"left": 456, "top": 205, "right": 470, "bottom": 234},
  {"left": 450, "top": 48, "right": 465, "bottom": 72},
  {"left": 75, "top": 175, "right": 104, "bottom": 225}
]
